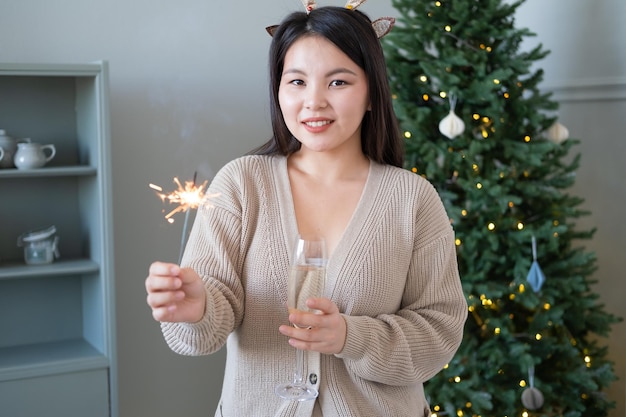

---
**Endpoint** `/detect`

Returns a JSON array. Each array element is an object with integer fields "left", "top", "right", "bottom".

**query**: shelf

[
  {"left": 0, "top": 339, "right": 109, "bottom": 382},
  {"left": 0, "top": 166, "right": 97, "bottom": 178},
  {"left": 0, "top": 61, "right": 115, "bottom": 416},
  {"left": 0, "top": 259, "right": 99, "bottom": 280}
]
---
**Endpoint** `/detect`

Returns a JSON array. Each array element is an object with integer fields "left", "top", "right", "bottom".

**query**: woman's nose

[{"left": 304, "top": 86, "right": 328, "bottom": 110}]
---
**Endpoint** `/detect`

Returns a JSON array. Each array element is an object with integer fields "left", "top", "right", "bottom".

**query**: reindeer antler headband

[{"left": 266, "top": 0, "right": 395, "bottom": 39}]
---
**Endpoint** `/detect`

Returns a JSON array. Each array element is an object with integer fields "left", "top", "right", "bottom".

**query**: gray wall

[{"left": 0, "top": 0, "right": 624, "bottom": 416}]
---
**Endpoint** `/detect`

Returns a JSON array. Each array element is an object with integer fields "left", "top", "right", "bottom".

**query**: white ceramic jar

[{"left": 13, "top": 141, "right": 56, "bottom": 169}]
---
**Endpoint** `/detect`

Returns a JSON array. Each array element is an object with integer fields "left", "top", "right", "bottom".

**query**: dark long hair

[{"left": 250, "top": 6, "right": 403, "bottom": 167}]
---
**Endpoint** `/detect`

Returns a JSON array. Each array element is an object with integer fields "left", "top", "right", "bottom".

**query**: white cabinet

[{"left": 0, "top": 62, "right": 116, "bottom": 416}]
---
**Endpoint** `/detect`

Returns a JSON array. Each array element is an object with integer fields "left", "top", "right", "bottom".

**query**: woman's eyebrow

[{"left": 282, "top": 67, "right": 358, "bottom": 77}]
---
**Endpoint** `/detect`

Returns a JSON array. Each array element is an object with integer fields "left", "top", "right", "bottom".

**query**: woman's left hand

[{"left": 279, "top": 297, "right": 347, "bottom": 355}]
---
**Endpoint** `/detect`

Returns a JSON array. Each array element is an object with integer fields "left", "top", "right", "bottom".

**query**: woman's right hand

[{"left": 145, "top": 261, "right": 206, "bottom": 323}]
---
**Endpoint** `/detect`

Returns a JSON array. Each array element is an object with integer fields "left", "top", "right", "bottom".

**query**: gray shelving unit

[{"left": 0, "top": 62, "right": 116, "bottom": 417}]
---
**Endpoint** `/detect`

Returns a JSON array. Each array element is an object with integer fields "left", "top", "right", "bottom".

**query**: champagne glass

[{"left": 275, "top": 236, "right": 327, "bottom": 401}]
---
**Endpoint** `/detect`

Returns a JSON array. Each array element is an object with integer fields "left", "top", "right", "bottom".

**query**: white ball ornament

[
  {"left": 546, "top": 120, "right": 569, "bottom": 144},
  {"left": 439, "top": 109, "right": 465, "bottom": 139},
  {"left": 521, "top": 386, "right": 545, "bottom": 410}
]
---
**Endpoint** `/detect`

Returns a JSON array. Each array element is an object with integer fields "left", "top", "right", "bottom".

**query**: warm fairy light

[
  {"left": 465, "top": 402, "right": 472, "bottom": 408},
  {"left": 522, "top": 412, "right": 529, "bottom": 417},
  {"left": 454, "top": 376, "right": 461, "bottom": 383},
  {"left": 456, "top": 410, "right": 463, "bottom": 417},
  {"left": 493, "top": 79, "right": 500, "bottom": 85},
  {"left": 472, "top": 113, "right": 480, "bottom": 120},
  {"left": 520, "top": 380, "right": 527, "bottom": 387},
  {"left": 517, "top": 222, "right": 524, "bottom": 230},
  {"left": 443, "top": 364, "right": 449, "bottom": 370},
  {"left": 535, "top": 333, "right": 542, "bottom": 340},
  {"left": 544, "top": 303, "right": 551, "bottom": 310},
  {"left": 519, "top": 284, "right": 526, "bottom": 293},
  {"left": 487, "top": 222, "right": 496, "bottom": 231},
  {"left": 476, "top": 183, "right": 483, "bottom": 189},
  {"left": 404, "top": 131, "right": 412, "bottom": 138},
  {"left": 509, "top": 293, "right": 516, "bottom": 300},
  {"left": 461, "top": 209, "right": 468, "bottom": 216},
  {"left": 584, "top": 355, "right": 591, "bottom": 363},
  {"left": 420, "top": 75, "right": 428, "bottom": 82},
  {"left": 508, "top": 201, "right": 515, "bottom": 208},
  {"left": 435, "top": 1, "right": 442, "bottom": 6},
  {"left": 481, "top": 127, "right": 489, "bottom": 138},
  {"left": 481, "top": 116, "right": 490, "bottom": 123},
  {"left": 440, "top": 91, "right": 447, "bottom": 98},
  {"left": 455, "top": 238, "right": 462, "bottom": 246},
  {"left": 444, "top": 25, "right": 452, "bottom": 32},
  {"left": 149, "top": 177, "right": 214, "bottom": 223},
  {"left": 494, "top": 327, "right": 501, "bottom": 335},
  {"left": 411, "top": 167, "right": 418, "bottom": 173},
  {"left": 472, "top": 163, "right": 479, "bottom": 172},
  {"left": 524, "top": 135, "right": 531, "bottom": 142},
  {"left": 553, "top": 220, "right": 560, "bottom": 226},
  {"left": 504, "top": 92, "right": 510, "bottom": 99}
]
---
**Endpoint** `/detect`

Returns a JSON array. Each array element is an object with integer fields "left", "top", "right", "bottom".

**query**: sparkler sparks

[
  {"left": 149, "top": 174, "right": 219, "bottom": 264},
  {"left": 149, "top": 176, "right": 213, "bottom": 223}
]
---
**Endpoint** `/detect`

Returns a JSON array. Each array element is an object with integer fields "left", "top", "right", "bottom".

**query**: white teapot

[{"left": 14, "top": 141, "right": 56, "bottom": 170}]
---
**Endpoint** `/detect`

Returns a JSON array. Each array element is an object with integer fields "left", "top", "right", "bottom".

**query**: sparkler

[{"left": 149, "top": 172, "right": 218, "bottom": 263}]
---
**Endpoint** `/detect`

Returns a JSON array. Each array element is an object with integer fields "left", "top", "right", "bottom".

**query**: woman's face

[{"left": 278, "top": 35, "right": 370, "bottom": 155}]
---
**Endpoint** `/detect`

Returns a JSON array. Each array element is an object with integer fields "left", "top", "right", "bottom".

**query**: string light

[
  {"left": 444, "top": 25, "right": 452, "bottom": 32},
  {"left": 487, "top": 222, "right": 496, "bottom": 231},
  {"left": 520, "top": 380, "right": 527, "bottom": 387},
  {"left": 535, "top": 333, "right": 542, "bottom": 340},
  {"left": 518, "top": 284, "right": 526, "bottom": 293},
  {"left": 517, "top": 222, "right": 524, "bottom": 230},
  {"left": 419, "top": 75, "right": 428, "bottom": 82},
  {"left": 422, "top": 93, "right": 430, "bottom": 101},
  {"left": 524, "top": 135, "right": 531, "bottom": 143},
  {"left": 404, "top": 131, "right": 412, "bottom": 138},
  {"left": 440, "top": 91, "right": 447, "bottom": 98},
  {"left": 476, "top": 182, "right": 483, "bottom": 189}
]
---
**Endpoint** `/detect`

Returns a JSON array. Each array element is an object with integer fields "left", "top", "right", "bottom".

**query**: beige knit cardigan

[{"left": 161, "top": 155, "right": 467, "bottom": 417}]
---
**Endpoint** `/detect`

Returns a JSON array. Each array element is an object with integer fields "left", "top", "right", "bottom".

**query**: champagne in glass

[{"left": 275, "top": 237, "right": 326, "bottom": 401}]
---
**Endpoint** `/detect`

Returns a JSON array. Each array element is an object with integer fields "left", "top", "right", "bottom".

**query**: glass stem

[{"left": 293, "top": 348, "right": 305, "bottom": 385}]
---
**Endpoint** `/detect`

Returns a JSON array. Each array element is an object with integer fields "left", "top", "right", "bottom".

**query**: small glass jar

[{"left": 17, "top": 226, "right": 60, "bottom": 265}]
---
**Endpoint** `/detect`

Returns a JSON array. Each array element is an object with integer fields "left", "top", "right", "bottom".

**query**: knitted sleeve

[
  {"left": 160, "top": 159, "right": 247, "bottom": 356},
  {"left": 336, "top": 176, "right": 468, "bottom": 385}
]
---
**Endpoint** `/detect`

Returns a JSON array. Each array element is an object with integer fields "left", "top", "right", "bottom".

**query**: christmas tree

[{"left": 382, "top": 0, "right": 622, "bottom": 416}]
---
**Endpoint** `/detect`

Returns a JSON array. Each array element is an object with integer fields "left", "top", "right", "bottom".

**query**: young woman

[{"left": 145, "top": 5, "right": 467, "bottom": 417}]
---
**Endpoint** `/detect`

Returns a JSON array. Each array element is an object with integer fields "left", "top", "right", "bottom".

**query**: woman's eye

[
  {"left": 330, "top": 80, "right": 347, "bottom": 87},
  {"left": 288, "top": 79, "right": 305, "bottom": 86}
]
